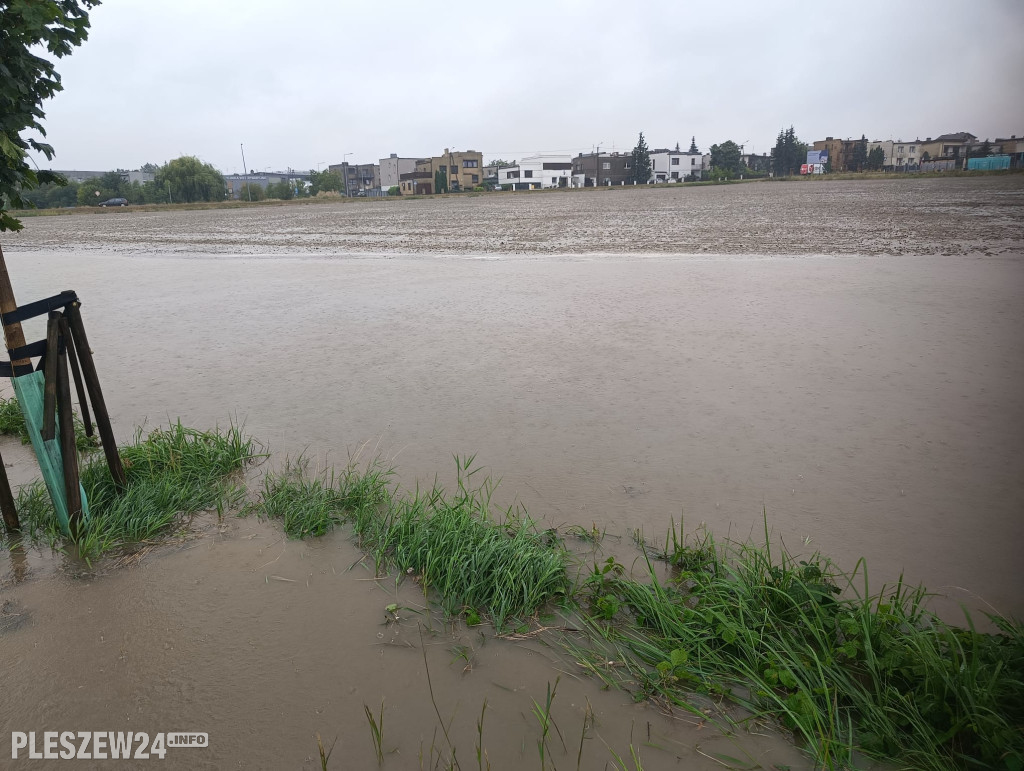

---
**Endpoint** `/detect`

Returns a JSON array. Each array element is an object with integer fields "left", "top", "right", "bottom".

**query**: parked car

[{"left": 98, "top": 197, "right": 128, "bottom": 207}]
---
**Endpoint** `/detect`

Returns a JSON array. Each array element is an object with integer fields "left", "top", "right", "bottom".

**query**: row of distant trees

[{"left": 18, "top": 157, "right": 357, "bottom": 209}]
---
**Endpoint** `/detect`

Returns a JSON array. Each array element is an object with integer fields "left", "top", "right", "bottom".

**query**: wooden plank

[
  {"left": 56, "top": 327, "right": 82, "bottom": 531},
  {"left": 42, "top": 312, "right": 60, "bottom": 441}
]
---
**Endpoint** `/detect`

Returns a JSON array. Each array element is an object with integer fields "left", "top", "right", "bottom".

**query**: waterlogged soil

[
  {"left": 2, "top": 177, "right": 1023, "bottom": 768},
  {"left": 10, "top": 176, "right": 1024, "bottom": 257}
]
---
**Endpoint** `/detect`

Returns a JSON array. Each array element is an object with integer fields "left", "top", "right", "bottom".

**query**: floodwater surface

[{"left": 2, "top": 178, "right": 1022, "bottom": 768}]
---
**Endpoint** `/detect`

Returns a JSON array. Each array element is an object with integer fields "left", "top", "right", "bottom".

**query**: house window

[
  {"left": 551, "top": 177, "right": 557, "bottom": 184},
  {"left": 691, "top": 158, "right": 695, "bottom": 165},
  {"left": 506, "top": 171, "right": 515, "bottom": 179},
  {"left": 671, "top": 172, "right": 679, "bottom": 179},
  {"left": 471, "top": 174, "right": 478, "bottom": 183},
  {"left": 909, "top": 146, "right": 915, "bottom": 153},
  {"left": 671, "top": 157, "right": 679, "bottom": 165},
  {"left": 602, "top": 162, "right": 610, "bottom": 170},
  {"left": 450, "top": 166, "right": 457, "bottom": 175},
  {"left": 463, "top": 159, "right": 478, "bottom": 168},
  {"left": 524, "top": 170, "right": 533, "bottom": 178},
  {"left": 624, "top": 161, "right": 631, "bottom": 168}
]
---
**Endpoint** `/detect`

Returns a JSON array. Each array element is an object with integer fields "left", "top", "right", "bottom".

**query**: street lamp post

[{"left": 342, "top": 152, "right": 352, "bottom": 197}]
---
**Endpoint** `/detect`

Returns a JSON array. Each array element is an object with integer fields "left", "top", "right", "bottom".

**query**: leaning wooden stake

[
  {"left": 0, "top": 459, "right": 18, "bottom": 534},
  {"left": 0, "top": 241, "right": 24, "bottom": 531},
  {"left": 54, "top": 315, "right": 82, "bottom": 531},
  {"left": 64, "top": 302, "right": 125, "bottom": 487},
  {"left": 61, "top": 317, "right": 93, "bottom": 436}
]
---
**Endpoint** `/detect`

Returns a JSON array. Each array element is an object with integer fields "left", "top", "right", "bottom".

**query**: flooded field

[{"left": 2, "top": 177, "right": 1023, "bottom": 768}]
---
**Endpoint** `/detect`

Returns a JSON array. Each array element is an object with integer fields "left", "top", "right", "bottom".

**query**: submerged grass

[
  {"left": 253, "top": 455, "right": 569, "bottom": 631},
  {"left": 577, "top": 520, "right": 1024, "bottom": 771},
  {"left": 5, "top": 421, "right": 260, "bottom": 559},
  {"left": 0, "top": 394, "right": 99, "bottom": 454}
]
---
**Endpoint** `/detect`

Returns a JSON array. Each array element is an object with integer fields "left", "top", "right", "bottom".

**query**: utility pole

[{"left": 240, "top": 143, "right": 252, "bottom": 202}]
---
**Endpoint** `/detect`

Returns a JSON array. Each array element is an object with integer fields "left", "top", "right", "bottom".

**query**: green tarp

[{"left": 11, "top": 370, "right": 89, "bottom": 534}]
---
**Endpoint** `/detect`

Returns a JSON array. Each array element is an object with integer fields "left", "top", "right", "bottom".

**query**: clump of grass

[
  {"left": 5, "top": 421, "right": 260, "bottom": 559},
  {"left": 0, "top": 394, "right": 99, "bottom": 453},
  {"left": 253, "top": 460, "right": 392, "bottom": 538},
  {"left": 348, "top": 456, "right": 569, "bottom": 631},
  {"left": 576, "top": 519, "right": 1024, "bottom": 771},
  {"left": 252, "top": 455, "right": 569, "bottom": 631}
]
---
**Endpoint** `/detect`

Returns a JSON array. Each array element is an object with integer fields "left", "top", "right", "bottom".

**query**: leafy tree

[
  {"left": 771, "top": 126, "right": 809, "bottom": 177},
  {"left": 387, "top": 185, "right": 400, "bottom": 196},
  {"left": 978, "top": 140, "right": 991, "bottom": 157},
  {"left": 235, "top": 183, "right": 263, "bottom": 202},
  {"left": 264, "top": 179, "right": 295, "bottom": 200},
  {"left": 154, "top": 156, "right": 225, "bottom": 203},
  {"left": 689, "top": 136, "right": 699, "bottom": 154},
  {"left": 709, "top": 140, "right": 742, "bottom": 174},
  {"left": 139, "top": 162, "right": 159, "bottom": 174},
  {"left": 921, "top": 151, "right": 931, "bottom": 162},
  {"left": 308, "top": 169, "right": 342, "bottom": 195},
  {"left": 486, "top": 159, "right": 513, "bottom": 168},
  {"left": 867, "top": 145, "right": 886, "bottom": 171},
  {"left": 850, "top": 135, "right": 868, "bottom": 172},
  {"left": 434, "top": 166, "right": 448, "bottom": 194},
  {"left": 631, "top": 131, "right": 652, "bottom": 184},
  {"left": 1, "top": 0, "right": 99, "bottom": 231}
]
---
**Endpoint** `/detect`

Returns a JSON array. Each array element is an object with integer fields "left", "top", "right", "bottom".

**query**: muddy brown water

[{"left": 2, "top": 178, "right": 1022, "bottom": 768}]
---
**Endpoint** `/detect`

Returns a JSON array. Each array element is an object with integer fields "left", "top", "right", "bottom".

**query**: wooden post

[
  {"left": 60, "top": 316, "right": 93, "bottom": 437},
  {"left": 56, "top": 325, "right": 82, "bottom": 531},
  {"left": 42, "top": 313, "right": 60, "bottom": 441},
  {"left": 64, "top": 302, "right": 126, "bottom": 487},
  {"left": 0, "top": 454, "right": 18, "bottom": 534},
  {"left": 0, "top": 241, "right": 23, "bottom": 531}
]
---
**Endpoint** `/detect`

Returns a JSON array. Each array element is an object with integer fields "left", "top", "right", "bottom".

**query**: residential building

[
  {"left": 649, "top": 145, "right": 707, "bottom": 182},
  {"left": 812, "top": 138, "right": 852, "bottom": 172},
  {"left": 918, "top": 132, "right": 977, "bottom": 166},
  {"left": 328, "top": 162, "right": 380, "bottom": 196},
  {"left": 498, "top": 154, "right": 573, "bottom": 189},
  {"left": 571, "top": 151, "right": 634, "bottom": 187},
  {"left": 397, "top": 149, "right": 484, "bottom": 194},
  {"left": 891, "top": 139, "right": 922, "bottom": 169},
  {"left": 993, "top": 135, "right": 1024, "bottom": 167},
  {"left": 379, "top": 154, "right": 419, "bottom": 190},
  {"left": 740, "top": 153, "right": 771, "bottom": 173}
]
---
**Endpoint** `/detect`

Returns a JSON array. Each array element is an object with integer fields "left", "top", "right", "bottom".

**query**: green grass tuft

[
  {"left": 576, "top": 519, "right": 1024, "bottom": 771},
  {"left": 5, "top": 421, "right": 260, "bottom": 559},
  {"left": 252, "top": 456, "right": 569, "bottom": 631}
]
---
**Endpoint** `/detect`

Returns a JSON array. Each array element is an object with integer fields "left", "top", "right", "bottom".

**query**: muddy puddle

[{"left": 2, "top": 178, "right": 1023, "bottom": 767}]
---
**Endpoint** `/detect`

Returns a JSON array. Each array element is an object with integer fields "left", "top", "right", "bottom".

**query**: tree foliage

[
  {"left": 631, "top": 131, "right": 652, "bottom": 184},
  {"left": 1, "top": 0, "right": 100, "bottom": 231},
  {"left": 154, "top": 156, "right": 225, "bottom": 203},
  {"left": 264, "top": 179, "right": 295, "bottom": 200},
  {"left": 308, "top": 169, "right": 342, "bottom": 195},
  {"left": 434, "top": 166, "right": 448, "bottom": 194},
  {"left": 850, "top": 135, "right": 868, "bottom": 172},
  {"left": 710, "top": 140, "right": 742, "bottom": 175},
  {"left": 867, "top": 145, "right": 886, "bottom": 171},
  {"left": 771, "top": 126, "right": 809, "bottom": 177}
]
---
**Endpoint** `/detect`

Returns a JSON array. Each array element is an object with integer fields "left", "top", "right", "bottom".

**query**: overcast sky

[{"left": 27, "top": 0, "right": 1024, "bottom": 173}]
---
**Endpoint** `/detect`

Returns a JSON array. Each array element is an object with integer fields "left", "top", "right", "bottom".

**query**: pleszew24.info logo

[{"left": 12, "top": 732, "right": 208, "bottom": 760}]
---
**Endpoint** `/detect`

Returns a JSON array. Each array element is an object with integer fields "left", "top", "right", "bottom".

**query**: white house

[
  {"left": 649, "top": 146, "right": 707, "bottom": 182},
  {"left": 499, "top": 154, "right": 574, "bottom": 189}
]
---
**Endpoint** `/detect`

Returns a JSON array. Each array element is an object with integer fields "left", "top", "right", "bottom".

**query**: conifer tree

[{"left": 631, "top": 132, "right": 652, "bottom": 184}]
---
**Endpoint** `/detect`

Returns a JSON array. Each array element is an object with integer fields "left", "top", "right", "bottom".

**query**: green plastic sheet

[{"left": 11, "top": 370, "right": 89, "bottom": 535}]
